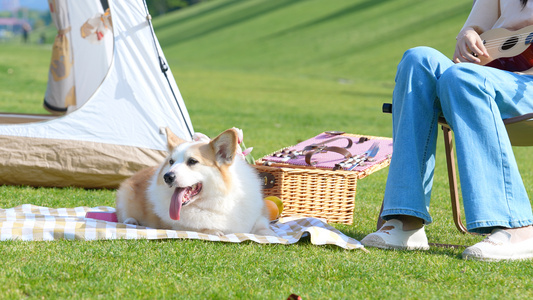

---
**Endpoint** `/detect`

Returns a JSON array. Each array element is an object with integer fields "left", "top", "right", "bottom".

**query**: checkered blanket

[{"left": 0, "top": 205, "right": 364, "bottom": 250}]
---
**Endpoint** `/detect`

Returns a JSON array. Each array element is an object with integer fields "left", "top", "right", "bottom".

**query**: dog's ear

[
  {"left": 210, "top": 128, "right": 238, "bottom": 166},
  {"left": 165, "top": 127, "right": 186, "bottom": 151}
]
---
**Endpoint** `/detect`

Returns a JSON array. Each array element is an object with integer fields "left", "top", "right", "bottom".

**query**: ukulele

[{"left": 477, "top": 25, "right": 533, "bottom": 72}]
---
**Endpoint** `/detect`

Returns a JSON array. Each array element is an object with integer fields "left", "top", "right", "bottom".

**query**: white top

[
  {"left": 463, "top": 0, "right": 533, "bottom": 33},
  {"left": 494, "top": 0, "right": 533, "bottom": 30}
]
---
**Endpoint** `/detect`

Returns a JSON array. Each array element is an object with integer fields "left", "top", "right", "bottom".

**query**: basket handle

[{"left": 305, "top": 146, "right": 352, "bottom": 166}]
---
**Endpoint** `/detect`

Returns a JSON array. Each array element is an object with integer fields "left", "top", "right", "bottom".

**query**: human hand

[{"left": 453, "top": 27, "right": 488, "bottom": 64}]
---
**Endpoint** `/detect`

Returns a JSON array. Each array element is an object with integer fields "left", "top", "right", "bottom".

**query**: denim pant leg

[
  {"left": 437, "top": 63, "right": 533, "bottom": 233},
  {"left": 381, "top": 47, "right": 454, "bottom": 223}
]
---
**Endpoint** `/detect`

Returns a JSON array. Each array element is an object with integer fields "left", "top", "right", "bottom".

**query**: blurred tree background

[{"left": 0, "top": 0, "right": 208, "bottom": 43}]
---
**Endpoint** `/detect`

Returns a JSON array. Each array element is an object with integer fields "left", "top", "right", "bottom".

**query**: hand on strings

[{"left": 453, "top": 27, "right": 488, "bottom": 64}]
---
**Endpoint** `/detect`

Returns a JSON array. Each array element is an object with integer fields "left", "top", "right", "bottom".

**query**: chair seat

[
  {"left": 504, "top": 113, "right": 533, "bottom": 146},
  {"left": 439, "top": 113, "right": 533, "bottom": 146}
]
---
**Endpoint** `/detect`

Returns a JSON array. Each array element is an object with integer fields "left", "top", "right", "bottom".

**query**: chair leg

[
  {"left": 375, "top": 125, "right": 469, "bottom": 233},
  {"left": 442, "top": 126, "right": 468, "bottom": 234}
]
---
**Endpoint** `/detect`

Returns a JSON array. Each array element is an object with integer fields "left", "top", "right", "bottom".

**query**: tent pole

[{"left": 140, "top": 0, "right": 194, "bottom": 139}]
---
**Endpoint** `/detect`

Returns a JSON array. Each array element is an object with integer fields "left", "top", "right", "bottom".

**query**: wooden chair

[{"left": 379, "top": 103, "right": 533, "bottom": 234}]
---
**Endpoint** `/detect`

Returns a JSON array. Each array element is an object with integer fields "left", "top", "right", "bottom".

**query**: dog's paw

[{"left": 123, "top": 217, "right": 140, "bottom": 226}]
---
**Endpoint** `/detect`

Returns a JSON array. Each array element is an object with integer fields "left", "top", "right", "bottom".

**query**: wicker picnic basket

[
  {"left": 253, "top": 133, "right": 392, "bottom": 225},
  {"left": 253, "top": 164, "right": 358, "bottom": 224}
]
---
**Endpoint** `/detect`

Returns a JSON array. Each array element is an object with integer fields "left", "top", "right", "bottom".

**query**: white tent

[{"left": 0, "top": 0, "right": 194, "bottom": 188}]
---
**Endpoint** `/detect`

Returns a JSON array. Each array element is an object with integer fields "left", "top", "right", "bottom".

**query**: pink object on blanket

[
  {"left": 261, "top": 132, "right": 393, "bottom": 171},
  {"left": 85, "top": 211, "right": 118, "bottom": 222}
]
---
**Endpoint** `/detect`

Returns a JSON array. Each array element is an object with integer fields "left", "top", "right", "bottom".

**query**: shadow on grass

[
  {"left": 325, "top": 1, "right": 472, "bottom": 61},
  {"left": 263, "top": 0, "right": 393, "bottom": 39},
  {"left": 154, "top": 0, "right": 242, "bottom": 31},
  {"left": 157, "top": 0, "right": 302, "bottom": 48}
]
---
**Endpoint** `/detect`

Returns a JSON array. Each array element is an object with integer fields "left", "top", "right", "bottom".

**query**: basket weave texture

[
  {"left": 254, "top": 133, "right": 392, "bottom": 225},
  {"left": 254, "top": 165, "right": 358, "bottom": 224}
]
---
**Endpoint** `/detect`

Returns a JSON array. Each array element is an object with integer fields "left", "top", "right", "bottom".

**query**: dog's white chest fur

[{"left": 148, "top": 157, "right": 264, "bottom": 234}]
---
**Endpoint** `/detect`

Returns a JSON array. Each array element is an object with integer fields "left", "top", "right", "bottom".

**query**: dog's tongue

[{"left": 169, "top": 187, "right": 186, "bottom": 220}]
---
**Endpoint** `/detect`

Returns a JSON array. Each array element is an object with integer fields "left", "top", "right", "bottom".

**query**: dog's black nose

[{"left": 163, "top": 172, "right": 176, "bottom": 185}]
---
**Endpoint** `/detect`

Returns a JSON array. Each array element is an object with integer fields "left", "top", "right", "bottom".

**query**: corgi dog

[{"left": 115, "top": 127, "right": 275, "bottom": 236}]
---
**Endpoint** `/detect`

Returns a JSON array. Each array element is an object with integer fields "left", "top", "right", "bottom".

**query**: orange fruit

[
  {"left": 264, "top": 196, "right": 283, "bottom": 214},
  {"left": 264, "top": 199, "right": 280, "bottom": 221}
]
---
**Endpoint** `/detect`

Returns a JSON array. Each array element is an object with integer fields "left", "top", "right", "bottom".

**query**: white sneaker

[
  {"left": 462, "top": 228, "right": 533, "bottom": 262},
  {"left": 361, "top": 219, "right": 430, "bottom": 250}
]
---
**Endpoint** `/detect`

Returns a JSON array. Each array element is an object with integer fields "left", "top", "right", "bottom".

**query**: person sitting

[{"left": 361, "top": 0, "right": 533, "bottom": 261}]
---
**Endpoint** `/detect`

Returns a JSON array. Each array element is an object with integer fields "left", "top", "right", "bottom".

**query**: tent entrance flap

[{"left": 44, "top": 0, "right": 114, "bottom": 114}]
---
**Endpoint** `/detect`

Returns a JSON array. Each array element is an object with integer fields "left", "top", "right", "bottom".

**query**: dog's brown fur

[{"left": 115, "top": 167, "right": 174, "bottom": 229}]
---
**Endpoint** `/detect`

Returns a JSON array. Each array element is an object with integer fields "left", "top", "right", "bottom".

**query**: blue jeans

[{"left": 382, "top": 46, "right": 533, "bottom": 234}]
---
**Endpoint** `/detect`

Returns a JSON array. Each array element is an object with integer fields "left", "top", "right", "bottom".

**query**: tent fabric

[
  {"left": 0, "top": 0, "right": 194, "bottom": 188},
  {"left": 0, "top": 136, "right": 166, "bottom": 188},
  {"left": 0, "top": 205, "right": 365, "bottom": 251},
  {"left": 0, "top": 113, "right": 56, "bottom": 125}
]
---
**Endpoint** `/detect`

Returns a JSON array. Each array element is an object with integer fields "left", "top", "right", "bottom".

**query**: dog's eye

[
  {"left": 187, "top": 158, "right": 198, "bottom": 166},
  {"left": 169, "top": 159, "right": 175, "bottom": 165}
]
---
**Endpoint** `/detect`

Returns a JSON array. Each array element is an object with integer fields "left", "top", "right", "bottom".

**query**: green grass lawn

[{"left": 1, "top": 0, "right": 533, "bottom": 298}]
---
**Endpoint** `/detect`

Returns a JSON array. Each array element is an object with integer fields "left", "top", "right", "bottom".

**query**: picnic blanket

[{"left": 0, "top": 205, "right": 365, "bottom": 251}]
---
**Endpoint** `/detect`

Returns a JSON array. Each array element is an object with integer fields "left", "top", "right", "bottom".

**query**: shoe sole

[
  {"left": 462, "top": 251, "right": 533, "bottom": 262},
  {"left": 362, "top": 235, "right": 430, "bottom": 251}
]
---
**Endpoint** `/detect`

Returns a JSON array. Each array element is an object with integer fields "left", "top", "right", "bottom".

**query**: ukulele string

[{"left": 482, "top": 32, "right": 533, "bottom": 50}]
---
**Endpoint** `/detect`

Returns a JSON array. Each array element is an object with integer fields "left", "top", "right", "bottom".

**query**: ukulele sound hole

[{"left": 501, "top": 36, "right": 519, "bottom": 51}]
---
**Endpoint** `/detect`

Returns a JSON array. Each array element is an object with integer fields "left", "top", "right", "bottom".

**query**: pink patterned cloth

[{"left": 261, "top": 132, "right": 393, "bottom": 171}]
